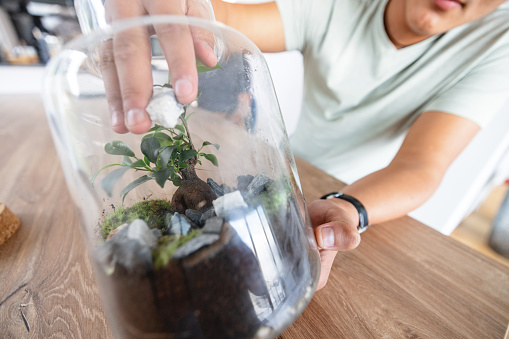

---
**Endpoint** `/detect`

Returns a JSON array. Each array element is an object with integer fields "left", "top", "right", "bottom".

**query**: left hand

[{"left": 308, "top": 198, "right": 362, "bottom": 290}]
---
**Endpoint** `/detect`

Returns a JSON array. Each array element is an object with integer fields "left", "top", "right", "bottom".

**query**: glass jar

[{"left": 43, "top": 15, "right": 319, "bottom": 339}]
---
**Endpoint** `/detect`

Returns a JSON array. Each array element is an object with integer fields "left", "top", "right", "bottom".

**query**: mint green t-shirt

[{"left": 276, "top": 0, "right": 509, "bottom": 183}]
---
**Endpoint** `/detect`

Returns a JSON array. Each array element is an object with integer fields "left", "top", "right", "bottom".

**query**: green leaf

[
  {"left": 158, "top": 146, "right": 175, "bottom": 169},
  {"left": 129, "top": 159, "right": 147, "bottom": 169},
  {"left": 154, "top": 132, "right": 172, "bottom": 144},
  {"left": 181, "top": 149, "right": 198, "bottom": 162},
  {"left": 120, "top": 175, "right": 152, "bottom": 204},
  {"left": 141, "top": 137, "right": 161, "bottom": 163},
  {"left": 203, "top": 153, "right": 218, "bottom": 166},
  {"left": 170, "top": 174, "right": 181, "bottom": 186},
  {"left": 149, "top": 124, "right": 167, "bottom": 132},
  {"left": 174, "top": 124, "right": 185, "bottom": 134},
  {"left": 201, "top": 141, "right": 220, "bottom": 150},
  {"left": 141, "top": 133, "right": 155, "bottom": 140},
  {"left": 91, "top": 163, "right": 121, "bottom": 187},
  {"left": 155, "top": 167, "right": 174, "bottom": 188},
  {"left": 101, "top": 166, "right": 130, "bottom": 197},
  {"left": 105, "top": 141, "right": 135, "bottom": 157},
  {"left": 168, "top": 60, "right": 222, "bottom": 83},
  {"left": 196, "top": 59, "right": 223, "bottom": 73},
  {"left": 184, "top": 112, "right": 195, "bottom": 123},
  {"left": 122, "top": 156, "right": 133, "bottom": 166}
]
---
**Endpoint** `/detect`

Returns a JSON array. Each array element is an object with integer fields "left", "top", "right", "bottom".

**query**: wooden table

[{"left": 1, "top": 94, "right": 509, "bottom": 338}]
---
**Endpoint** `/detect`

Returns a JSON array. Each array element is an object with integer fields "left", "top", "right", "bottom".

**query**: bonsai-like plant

[{"left": 92, "top": 61, "right": 222, "bottom": 214}]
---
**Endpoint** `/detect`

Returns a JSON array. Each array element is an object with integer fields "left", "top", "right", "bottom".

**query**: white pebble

[
  {"left": 213, "top": 191, "right": 248, "bottom": 218},
  {"left": 146, "top": 87, "right": 184, "bottom": 128}
]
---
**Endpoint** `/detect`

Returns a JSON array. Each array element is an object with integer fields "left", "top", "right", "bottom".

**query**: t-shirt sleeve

[
  {"left": 275, "top": 0, "right": 335, "bottom": 52},
  {"left": 421, "top": 39, "right": 509, "bottom": 128}
]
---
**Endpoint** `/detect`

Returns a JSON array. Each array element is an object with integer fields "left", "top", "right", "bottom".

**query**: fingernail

[
  {"left": 321, "top": 227, "right": 336, "bottom": 249},
  {"left": 175, "top": 79, "right": 193, "bottom": 99},
  {"left": 126, "top": 108, "right": 147, "bottom": 126}
]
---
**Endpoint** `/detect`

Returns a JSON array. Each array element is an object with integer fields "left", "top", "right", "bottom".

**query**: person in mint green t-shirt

[{"left": 97, "top": 0, "right": 509, "bottom": 290}]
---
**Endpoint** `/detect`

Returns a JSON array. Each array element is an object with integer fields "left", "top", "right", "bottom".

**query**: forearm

[
  {"left": 338, "top": 111, "right": 480, "bottom": 226},
  {"left": 342, "top": 161, "right": 442, "bottom": 225},
  {"left": 211, "top": 0, "right": 285, "bottom": 52}
]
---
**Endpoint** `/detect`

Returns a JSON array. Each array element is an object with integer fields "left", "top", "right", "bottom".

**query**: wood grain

[
  {"left": 0, "top": 95, "right": 112, "bottom": 338},
  {"left": 1, "top": 95, "right": 508, "bottom": 338},
  {"left": 284, "top": 158, "right": 509, "bottom": 338}
]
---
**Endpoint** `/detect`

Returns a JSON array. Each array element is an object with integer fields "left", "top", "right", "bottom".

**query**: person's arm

[
  {"left": 309, "top": 111, "right": 480, "bottom": 290},
  {"left": 211, "top": 0, "right": 285, "bottom": 53},
  {"left": 99, "top": 0, "right": 284, "bottom": 135}
]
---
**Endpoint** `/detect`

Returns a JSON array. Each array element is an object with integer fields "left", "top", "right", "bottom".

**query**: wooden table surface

[{"left": 1, "top": 94, "right": 509, "bottom": 338}]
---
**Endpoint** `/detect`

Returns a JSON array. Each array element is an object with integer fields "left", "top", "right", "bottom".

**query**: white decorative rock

[
  {"left": 146, "top": 87, "right": 184, "bottom": 128},
  {"left": 126, "top": 219, "right": 158, "bottom": 249},
  {"left": 213, "top": 191, "right": 248, "bottom": 218}
]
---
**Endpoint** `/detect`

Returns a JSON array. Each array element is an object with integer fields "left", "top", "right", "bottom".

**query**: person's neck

[{"left": 384, "top": 0, "right": 432, "bottom": 49}]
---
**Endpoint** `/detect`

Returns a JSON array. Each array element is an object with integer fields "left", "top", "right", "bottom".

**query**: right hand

[
  {"left": 101, "top": 0, "right": 219, "bottom": 134},
  {"left": 307, "top": 198, "right": 362, "bottom": 290}
]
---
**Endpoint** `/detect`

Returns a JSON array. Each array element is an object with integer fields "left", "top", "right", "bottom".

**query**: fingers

[
  {"left": 145, "top": 0, "right": 199, "bottom": 104},
  {"left": 99, "top": 39, "right": 128, "bottom": 134},
  {"left": 316, "top": 250, "right": 337, "bottom": 290},
  {"left": 103, "top": 0, "right": 153, "bottom": 134},
  {"left": 113, "top": 26, "right": 154, "bottom": 134},
  {"left": 101, "top": 0, "right": 219, "bottom": 134},
  {"left": 187, "top": 1, "right": 218, "bottom": 67},
  {"left": 308, "top": 199, "right": 361, "bottom": 251},
  {"left": 307, "top": 199, "right": 361, "bottom": 290}
]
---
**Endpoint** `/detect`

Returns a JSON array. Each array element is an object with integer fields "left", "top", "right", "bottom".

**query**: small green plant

[{"left": 92, "top": 61, "right": 222, "bottom": 203}]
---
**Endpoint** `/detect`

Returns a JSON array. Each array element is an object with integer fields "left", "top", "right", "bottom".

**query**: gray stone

[
  {"left": 246, "top": 173, "right": 273, "bottom": 197},
  {"left": 200, "top": 206, "right": 216, "bottom": 224},
  {"left": 237, "top": 174, "right": 255, "bottom": 191},
  {"left": 151, "top": 228, "right": 162, "bottom": 239},
  {"left": 126, "top": 219, "right": 158, "bottom": 249},
  {"left": 96, "top": 219, "right": 156, "bottom": 275},
  {"left": 168, "top": 213, "right": 192, "bottom": 236},
  {"left": 185, "top": 209, "right": 203, "bottom": 226},
  {"left": 213, "top": 191, "right": 248, "bottom": 218},
  {"left": 207, "top": 178, "right": 225, "bottom": 197},
  {"left": 172, "top": 234, "right": 220, "bottom": 259},
  {"left": 202, "top": 217, "right": 224, "bottom": 234}
]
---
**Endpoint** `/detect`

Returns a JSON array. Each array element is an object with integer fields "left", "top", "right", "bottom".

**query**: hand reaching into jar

[{"left": 100, "top": 0, "right": 219, "bottom": 134}]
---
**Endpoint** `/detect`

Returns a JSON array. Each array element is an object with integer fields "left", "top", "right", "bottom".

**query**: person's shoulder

[{"left": 469, "top": 3, "right": 509, "bottom": 41}]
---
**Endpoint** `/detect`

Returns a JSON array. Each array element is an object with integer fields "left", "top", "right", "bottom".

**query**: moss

[
  {"left": 153, "top": 230, "right": 202, "bottom": 269},
  {"left": 257, "top": 176, "right": 291, "bottom": 216},
  {"left": 100, "top": 199, "right": 173, "bottom": 240}
]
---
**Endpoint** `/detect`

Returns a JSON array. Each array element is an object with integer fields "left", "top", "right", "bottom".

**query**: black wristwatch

[{"left": 320, "top": 192, "right": 370, "bottom": 233}]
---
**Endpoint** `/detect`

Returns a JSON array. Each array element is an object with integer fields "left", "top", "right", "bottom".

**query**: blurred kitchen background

[
  {"left": 1, "top": 0, "right": 508, "bottom": 266},
  {"left": 0, "top": 0, "right": 79, "bottom": 65}
]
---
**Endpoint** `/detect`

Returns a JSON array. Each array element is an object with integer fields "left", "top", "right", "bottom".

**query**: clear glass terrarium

[{"left": 43, "top": 14, "right": 320, "bottom": 339}]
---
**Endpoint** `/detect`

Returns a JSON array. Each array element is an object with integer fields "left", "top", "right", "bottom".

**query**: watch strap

[{"left": 320, "top": 192, "right": 369, "bottom": 233}]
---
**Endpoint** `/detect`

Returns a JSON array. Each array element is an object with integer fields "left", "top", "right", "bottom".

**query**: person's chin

[{"left": 407, "top": 10, "right": 444, "bottom": 37}]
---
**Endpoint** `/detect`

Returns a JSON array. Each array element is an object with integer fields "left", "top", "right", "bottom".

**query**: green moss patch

[
  {"left": 153, "top": 230, "right": 202, "bottom": 269},
  {"left": 100, "top": 199, "right": 173, "bottom": 239}
]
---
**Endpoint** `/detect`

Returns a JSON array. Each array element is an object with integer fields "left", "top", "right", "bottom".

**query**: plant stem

[{"left": 180, "top": 108, "right": 195, "bottom": 153}]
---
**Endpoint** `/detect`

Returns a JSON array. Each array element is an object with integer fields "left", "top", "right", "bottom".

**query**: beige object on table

[{"left": 0, "top": 202, "right": 21, "bottom": 245}]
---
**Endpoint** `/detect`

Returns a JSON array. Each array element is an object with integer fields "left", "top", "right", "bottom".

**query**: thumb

[{"left": 308, "top": 199, "right": 361, "bottom": 251}]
